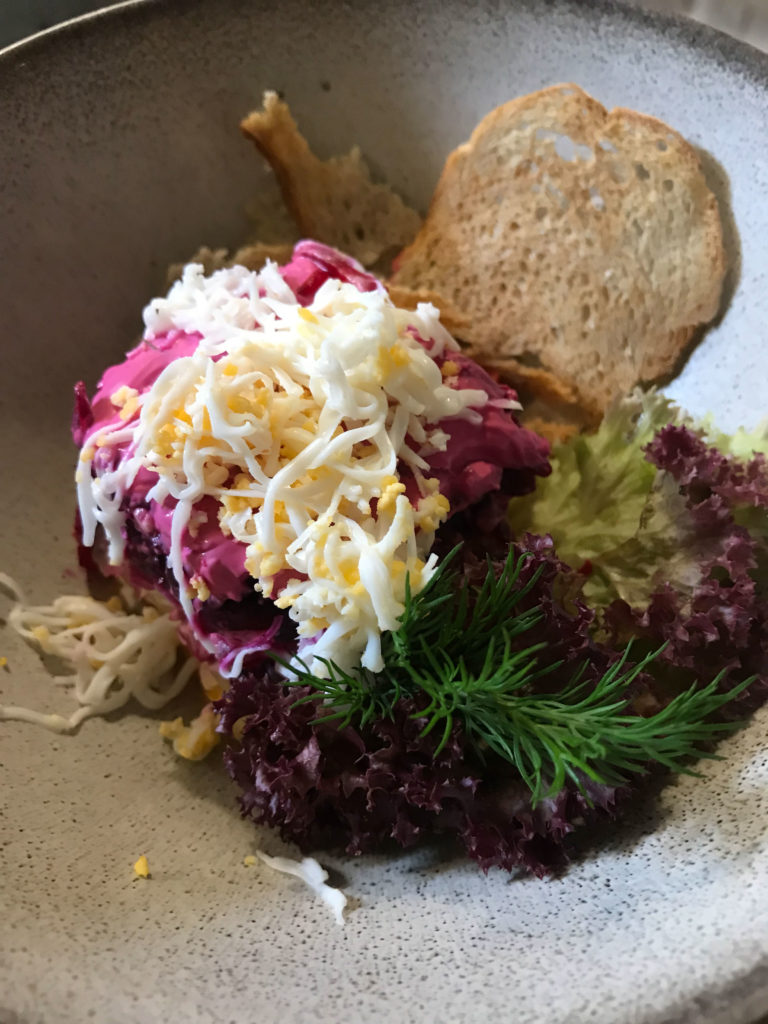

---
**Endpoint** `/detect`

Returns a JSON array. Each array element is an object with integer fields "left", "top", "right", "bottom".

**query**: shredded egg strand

[
  {"left": 0, "top": 573, "right": 197, "bottom": 732},
  {"left": 78, "top": 261, "right": 490, "bottom": 673}
]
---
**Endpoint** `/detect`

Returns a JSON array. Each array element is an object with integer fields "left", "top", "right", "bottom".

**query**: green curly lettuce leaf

[{"left": 509, "top": 391, "right": 768, "bottom": 608}]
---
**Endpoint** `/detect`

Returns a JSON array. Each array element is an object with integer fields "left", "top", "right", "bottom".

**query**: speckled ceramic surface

[{"left": 1, "top": 2, "right": 768, "bottom": 1022}]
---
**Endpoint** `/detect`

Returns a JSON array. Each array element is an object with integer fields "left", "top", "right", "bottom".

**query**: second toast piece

[{"left": 391, "top": 84, "right": 726, "bottom": 415}]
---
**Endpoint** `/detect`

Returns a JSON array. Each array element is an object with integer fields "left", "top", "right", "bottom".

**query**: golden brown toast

[
  {"left": 391, "top": 84, "right": 726, "bottom": 414},
  {"left": 241, "top": 92, "right": 421, "bottom": 268}
]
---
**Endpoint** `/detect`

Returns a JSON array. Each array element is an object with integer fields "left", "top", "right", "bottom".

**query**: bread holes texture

[{"left": 391, "top": 83, "right": 727, "bottom": 416}]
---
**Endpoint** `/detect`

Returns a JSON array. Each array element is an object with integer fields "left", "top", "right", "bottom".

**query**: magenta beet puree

[{"left": 73, "top": 241, "right": 550, "bottom": 658}]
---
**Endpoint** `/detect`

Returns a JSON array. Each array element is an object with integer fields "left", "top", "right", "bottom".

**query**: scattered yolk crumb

[
  {"left": 389, "top": 344, "right": 410, "bottom": 367},
  {"left": 31, "top": 625, "right": 52, "bottom": 652},
  {"left": 305, "top": 616, "right": 331, "bottom": 632},
  {"left": 441, "top": 360, "right": 460, "bottom": 378},
  {"left": 0, "top": 657, "right": 7, "bottom": 669},
  {"left": 159, "top": 704, "right": 220, "bottom": 761},
  {"left": 133, "top": 855, "right": 150, "bottom": 879},
  {"left": 249, "top": 552, "right": 283, "bottom": 578},
  {"left": 415, "top": 492, "right": 451, "bottom": 533},
  {"left": 198, "top": 663, "right": 224, "bottom": 702},
  {"left": 377, "top": 476, "right": 406, "bottom": 513},
  {"left": 190, "top": 575, "right": 211, "bottom": 602},
  {"left": 110, "top": 385, "right": 141, "bottom": 422},
  {"left": 231, "top": 716, "right": 248, "bottom": 743},
  {"left": 243, "top": 855, "right": 257, "bottom": 867}
]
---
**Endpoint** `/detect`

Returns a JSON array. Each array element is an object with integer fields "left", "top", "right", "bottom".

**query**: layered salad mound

[
  {"left": 4, "top": 87, "right": 768, "bottom": 896},
  {"left": 70, "top": 241, "right": 590, "bottom": 871},
  {"left": 4, "top": 240, "right": 766, "bottom": 878},
  {"left": 74, "top": 241, "right": 549, "bottom": 673}
]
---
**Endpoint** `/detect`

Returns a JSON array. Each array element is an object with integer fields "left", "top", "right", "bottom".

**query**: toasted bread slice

[
  {"left": 241, "top": 92, "right": 421, "bottom": 268},
  {"left": 384, "top": 283, "right": 471, "bottom": 338},
  {"left": 391, "top": 84, "right": 726, "bottom": 413},
  {"left": 486, "top": 359, "right": 600, "bottom": 443},
  {"left": 387, "top": 285, "right": 597, "bottom": 440},
  {"left": 167, "top": 242, "right": 294, "bottom": 287},
  {"left": 230, "top": 241, "right": 294, "bottom": 270}
]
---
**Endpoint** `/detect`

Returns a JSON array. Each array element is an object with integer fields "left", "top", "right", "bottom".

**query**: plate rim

[
  {"left": 3, "top": 0, "right": 768, "bottom": 85},
  {"left": 1, "top": 1, "right": 767, "bottom": 1022}
]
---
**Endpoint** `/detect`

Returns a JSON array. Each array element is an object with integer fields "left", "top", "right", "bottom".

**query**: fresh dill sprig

[
  {"left": 390, "top": 544, "right": 545, "bottom": 668},
  {"left": 279, "top": 548, "right": 753, "bottom": 803}
]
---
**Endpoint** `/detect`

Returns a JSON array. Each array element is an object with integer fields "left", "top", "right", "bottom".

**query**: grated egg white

[{"left": 78, "top": 260, "right": 491, "bottom": 674}]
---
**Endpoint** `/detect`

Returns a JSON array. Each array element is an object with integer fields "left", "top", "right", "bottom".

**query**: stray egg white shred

[
  {"left": 255, "top": 851, "right": 347, "bottom": 926},
  {"left": 0, "top": 571, "right": 351, "bottom": 923},
  {"left": 78, "top": 261, "right": 490, "bottom": 675},
  {"left": 0, "top": 573, "right": 196, "bottom": 733}
]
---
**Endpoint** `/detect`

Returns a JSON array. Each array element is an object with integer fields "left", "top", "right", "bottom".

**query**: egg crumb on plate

[
  {"left": 133, "top": 855, "right": 150, "bottom": 879},
  {"left": 158, "top": 704, "right": 220, "bottom": 761}
]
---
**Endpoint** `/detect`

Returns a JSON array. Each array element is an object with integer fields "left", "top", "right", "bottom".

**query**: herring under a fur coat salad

[{"left": 3, "top": 86, "right": 768, "bottom": 891}]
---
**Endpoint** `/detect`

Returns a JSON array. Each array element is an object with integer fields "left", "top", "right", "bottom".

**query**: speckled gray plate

[{"left": 1, "top": 2, "right": 767, "bottom": 1022}]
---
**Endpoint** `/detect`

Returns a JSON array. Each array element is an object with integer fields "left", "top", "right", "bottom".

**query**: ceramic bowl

[{"left": 1, "top": 2, "right": 767, "bottom": 1022}]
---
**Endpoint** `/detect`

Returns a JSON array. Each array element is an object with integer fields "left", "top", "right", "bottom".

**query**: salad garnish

[
  {"left": 281, "top": 546, "right": 755, "bottom": 805},
  {"left": 3, "top": 85, "right": 766, "bottom": 890}
]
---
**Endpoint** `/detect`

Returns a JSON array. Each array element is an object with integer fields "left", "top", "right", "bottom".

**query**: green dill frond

[{"left": 278, "top": 547, "right": 752, "bottom": 804}]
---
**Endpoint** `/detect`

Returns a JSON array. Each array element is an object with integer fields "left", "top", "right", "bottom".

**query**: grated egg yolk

[
  {"left": 78, "top": 261, "right": 490, "bottom": 675},
  {"left": 133, "top": 855, "right": 150, "bottom": 879},
  {"left": 159, "top": 703, "right": 220, "bottom": 761}
]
